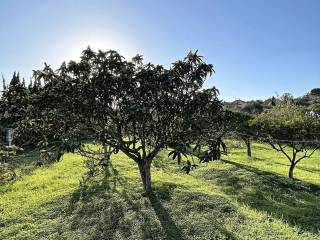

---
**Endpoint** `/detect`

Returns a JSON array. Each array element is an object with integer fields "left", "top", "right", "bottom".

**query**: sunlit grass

[{"left": 0, "top": 142, "right": 319, "bottom": 239}]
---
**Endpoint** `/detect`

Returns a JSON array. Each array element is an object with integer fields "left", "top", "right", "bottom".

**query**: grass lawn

[{"left": 0, "top": 142, "right": 319, "bottom": 239}]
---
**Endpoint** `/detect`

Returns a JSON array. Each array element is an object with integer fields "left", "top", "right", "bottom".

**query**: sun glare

[{"left": 61, "top": 31, "right": 137, "bottom": 63}]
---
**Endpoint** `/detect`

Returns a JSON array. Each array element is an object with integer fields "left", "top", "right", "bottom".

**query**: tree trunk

[
  {"left": 245, "top": 138, "right": 252, "bottom": 158},
  {"left": 138, "top": 161, "right": 152, "bottom": 194},
  {"left": 242, "top": 137, "right": 252, "bottom": 158},
  {"left": 289, "top": 163, "right": 295, "bottom": 179},
  {"left": 103, "top": 145, "right": 110, "bottom": 163}
]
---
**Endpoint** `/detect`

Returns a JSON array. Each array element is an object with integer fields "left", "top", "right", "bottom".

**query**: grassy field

[{"left": 0, "top": 142, "right": 319, "bottom": 239}]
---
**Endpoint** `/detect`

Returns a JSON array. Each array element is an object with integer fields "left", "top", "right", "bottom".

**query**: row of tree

[{"left": 1, "top": 48, "right": 319, "bottom": 193}]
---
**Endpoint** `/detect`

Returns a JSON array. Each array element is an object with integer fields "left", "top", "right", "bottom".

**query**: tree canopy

[
  {"left": 250, "top": 101, "right": 320, "bottom": 178},
  {"left": 18, "top": 48, "right": 222, "bottom": 193}
]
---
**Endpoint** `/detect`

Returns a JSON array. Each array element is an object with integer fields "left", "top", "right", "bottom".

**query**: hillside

[
  {"left": 224, "top": 88, "right": 320, "bottom": 114},
  {"left": 0, "top": 142, "right": 319, "bottom": 240}
]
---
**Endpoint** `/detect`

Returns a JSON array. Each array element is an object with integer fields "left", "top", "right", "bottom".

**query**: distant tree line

[{"left": 225, "top": 88, "right": 320, "bottom": 115}]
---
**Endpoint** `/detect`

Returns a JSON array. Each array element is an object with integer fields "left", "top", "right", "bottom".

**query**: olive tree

[
  {"left": 250, "top": 102, "right": 320, "bottom": 179},
  {"left": 31, "top": 48, "right": 221, "bottom": 193}
]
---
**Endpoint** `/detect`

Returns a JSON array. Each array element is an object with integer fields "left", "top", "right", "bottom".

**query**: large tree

[
  {"left": 28, "top": 48, "right": 221, "bottom": 193},
  {"left": 250, "top": 102, "right": 320, "bottom": 179}
]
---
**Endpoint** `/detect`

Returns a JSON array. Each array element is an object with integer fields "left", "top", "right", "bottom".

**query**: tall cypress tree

[{"left": 0, "top": 72, "right": 30, "bottom": 129}]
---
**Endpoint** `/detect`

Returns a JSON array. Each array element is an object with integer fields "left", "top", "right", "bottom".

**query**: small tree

[
  {"left": 30, "top": 48, "right": 221, "bottom": 194},
  {"left": 250, "top": 102, "right": 320, "bottom": 179},
  {"left": 200, "top": 110, "right": 253, "bottom": 159},
  {"left": 228, "top": 111, "right": 254, "bottom": 158}
]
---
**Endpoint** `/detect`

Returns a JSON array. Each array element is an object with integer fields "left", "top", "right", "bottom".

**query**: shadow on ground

[
  {"left": 0, "top": 145, "right": 67, "bottom": 190},
  {"left": 0, "top": 148, "right": 42, "bottom": 190},
  {"left": 200, "top": 158, "right": 320, "bottom": 234},
  {"left": 66, "top": 163, "right": 239, "bottom": 240}
]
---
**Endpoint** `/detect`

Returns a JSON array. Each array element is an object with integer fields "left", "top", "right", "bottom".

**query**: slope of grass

[{"left": 0, "top": 142, "right": 319, "bottom": 239}]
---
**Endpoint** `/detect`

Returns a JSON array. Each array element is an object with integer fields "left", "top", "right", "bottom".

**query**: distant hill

[{"left": 223, "top": 88, "right": 320, "bottom": 114}]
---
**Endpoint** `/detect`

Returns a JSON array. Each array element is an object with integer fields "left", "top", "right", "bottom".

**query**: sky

[{"left": 0, "top": 0, "right": 319, "bottom": 101}]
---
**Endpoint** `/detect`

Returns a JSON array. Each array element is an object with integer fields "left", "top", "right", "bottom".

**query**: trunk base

[
  {"left": 245, "top": 139, "right": 252, "bottom": 158},
  {"left": 289, "top": 164, "right": 295, "bottom": 179},
  {"left": 138, "top": 161, "right": 152, "bottom": 194}
]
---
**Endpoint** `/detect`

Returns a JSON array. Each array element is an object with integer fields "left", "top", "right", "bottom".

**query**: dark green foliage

[
  {"left": 23, "top": 48, "right": 221, "bottom": 193},
  {"left": 198, "top": 138, "right": 225, "bottom": 163},
  {"left": 168, "top": 143, "right": 189, "bottom": 165},
  {"left": 310, "top": 88, "right": 320, "bottom": 96},
  {"left": 181, "top": 160, "right": 198, "bottom": 174},
  {"left": 0, "top": 72, "right": 30, "bottom": 129},
  {"left": 1, "top": 74, "right": 7, "bottom": 92}
]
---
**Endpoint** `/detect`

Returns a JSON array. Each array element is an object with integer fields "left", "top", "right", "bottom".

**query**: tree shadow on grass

[
  {"left": 148, "top": 192, "right": 184, "bottom": 240},
  {"left": 267, "top": 160, "right": 320, "bottom": 175},
  {"left": 68, "top": 163, "right": 128, "bottom": 209},
  {"left": 0, "top": 145, "right": 71, "bottom": 191},
  {"left": 201, "top": 159, "right": 320, "bottom": 234},
  {"left": 0, "top": 148, "right": 44, "bottom": 191},
  {"left": 66, "top": 162, "right": 239, "bottom": 240},
  {"left": 67, "top": 163, "right": 186, "bottom": 240}
]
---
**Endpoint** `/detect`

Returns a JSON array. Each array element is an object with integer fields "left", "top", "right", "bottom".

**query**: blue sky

[{"left": 0, "top": 0, "right": 319, "bottom": 101}]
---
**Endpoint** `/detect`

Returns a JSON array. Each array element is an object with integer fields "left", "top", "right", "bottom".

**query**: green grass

[{"left": 0, "top": 142, "right": 319, "bottom": 239}]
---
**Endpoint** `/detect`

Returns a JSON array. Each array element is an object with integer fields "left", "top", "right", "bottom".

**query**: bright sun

[{"left": 61, "top": 30, "right": 137, "bottom": 63}]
